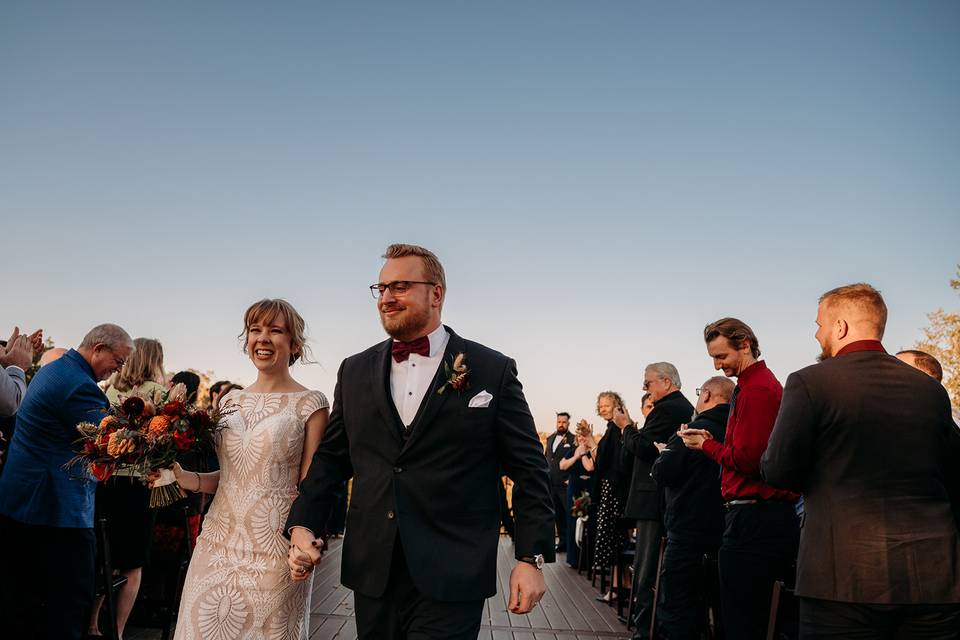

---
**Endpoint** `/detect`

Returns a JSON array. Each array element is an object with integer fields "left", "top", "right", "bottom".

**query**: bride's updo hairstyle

[{"left": 240, "top": 298, "right": 314, "bottom": 366}]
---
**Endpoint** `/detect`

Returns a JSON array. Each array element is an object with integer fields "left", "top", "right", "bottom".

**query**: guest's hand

[
  {"left": 0, "top": 328, "right": 33, "bottom": 370},
  {"left": 574, "top": 444, "right": 587, "bottom": 457},
  {"left": 27, "top": 329, "right": 43, "bottom": 355},
  {"left": 677, "top": 428, "right": 712, "bottom": 451},
  {"left": 654, "top": 442, "right": 667, "bottom": 453},
  {"left": 612, "top": 406, "right": 632, "bottom": 429},
  {"left": 508, "top": 562, "right": 545, "bottom": 614}
]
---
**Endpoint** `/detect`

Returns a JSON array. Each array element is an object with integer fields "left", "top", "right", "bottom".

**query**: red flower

[
  {"left": 82, "top": 441, "right": 98, "bottom": 456},
  {"left": 172, "top": 428, "right": 196, "bottom": 452},
  {"left": 190, "top": 410, "right": 212, "bottom": 427},
  {"left": 162, "top": 401, "right": 186, "bottom": 417},
  {"left": 91, "top": 463, "right": 113, "bottom": 482},
  {"left": 121, "top": 396, "right": 145, "bottom": 418}
]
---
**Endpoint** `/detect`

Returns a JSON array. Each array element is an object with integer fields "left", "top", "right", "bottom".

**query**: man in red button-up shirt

[{"left": 679, "top": 318, "right": 800, "bottom": 640}]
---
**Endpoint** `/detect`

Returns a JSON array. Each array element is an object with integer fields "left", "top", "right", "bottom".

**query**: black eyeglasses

[
  {"left": 695, "top": 387, "right": 706, "bottom": 397},
  {"left": 642, "top": 378, "right": 664, "bottom": 391},
  {"left": 369, "top": 280, "right": 437, "bottom": 299}
]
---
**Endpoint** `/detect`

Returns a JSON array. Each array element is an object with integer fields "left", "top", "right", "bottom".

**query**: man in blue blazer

[{"left": 0, "top": 324, "right": 133, "bottom": 640}]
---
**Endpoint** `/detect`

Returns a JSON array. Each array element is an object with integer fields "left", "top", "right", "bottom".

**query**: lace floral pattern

[{"left": 174, "top": 389, "right": 328, "bottom": 640}]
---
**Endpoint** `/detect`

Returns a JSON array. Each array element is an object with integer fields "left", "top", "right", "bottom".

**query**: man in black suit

[
  {"left": 614, "top": 362, "right": 694, "bottom": 639},
  {"left": 285, "top": 243, "right": 555, "bottom": 639},
  {"left": 761, "top": 283, "right": 960, "bottom": 638},
  {"left": 651, "top": 376, "right": 732, "bottom": 640},
  {"left": 545, "top": 412, "right": 575, "bottom": 553}
]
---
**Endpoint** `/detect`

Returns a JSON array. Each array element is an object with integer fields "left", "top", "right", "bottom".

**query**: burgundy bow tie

[{"left": 392, "top": 336, "right": 430, "bottom": 362}]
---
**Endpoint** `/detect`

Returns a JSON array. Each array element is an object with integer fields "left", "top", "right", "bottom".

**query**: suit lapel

[
  {"left": 370, "top": 339, "right": 403, "bottom": 445},
  {"left": 401, "top": 326, "right": 465, "bottom": 453}
]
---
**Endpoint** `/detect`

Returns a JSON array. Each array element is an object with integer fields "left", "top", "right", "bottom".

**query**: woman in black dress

[
  {"left": 560, "top": 426, "right": 595, "bottom": 568},
  {"left": 591, "top": 391, "right": 631, "bottom": 602}
]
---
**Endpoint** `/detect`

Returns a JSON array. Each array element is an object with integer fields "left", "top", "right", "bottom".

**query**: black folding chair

[
  {"left": 94, "top": 517, "right": 128, "bottom": 640},
  {"left": 765, "top": 580, "right": 799, "bottom": 640}
]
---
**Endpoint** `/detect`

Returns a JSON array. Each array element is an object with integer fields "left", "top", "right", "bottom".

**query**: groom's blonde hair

[{"left": 383, "top": 244, "right": 447, "bottom": 293}]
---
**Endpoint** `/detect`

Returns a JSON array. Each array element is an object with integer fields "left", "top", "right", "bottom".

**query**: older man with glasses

[
  {"left": 0, "top": 324, "right": 133, "bottom": 640},
  {"left": 613, "top": 362, "right": 694, "bottom": 639}
]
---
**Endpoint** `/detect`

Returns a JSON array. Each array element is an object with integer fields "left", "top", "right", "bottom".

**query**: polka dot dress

[{"left": 593, "top": 478, "right": 626, "bottom": 573}]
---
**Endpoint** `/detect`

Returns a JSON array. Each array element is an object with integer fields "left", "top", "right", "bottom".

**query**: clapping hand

[
  {"left": 654, "top": 442, "right": 667, "bottom": 453},
  {"left": 612, "top": 405, "right": 633, "bottom": 429},
  {"left": 677, "top": 424, "right": 712, "bottom": 451},
  {"left": 0, "top": 327, "right": 34, "bottom": 370}
]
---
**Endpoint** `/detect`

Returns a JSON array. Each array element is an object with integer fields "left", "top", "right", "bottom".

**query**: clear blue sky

[{"left": 3, "top": 1, "right": 958, "bottom": 430}]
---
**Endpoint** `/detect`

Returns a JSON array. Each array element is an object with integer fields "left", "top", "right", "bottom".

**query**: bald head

[
  {"left": 896, "top": 350, "right": 943, "bottom": 382},
  {"left": 696, "top": 376, "right": 735, "bottom": 413},
  {"left": 39, "top": 347, "right": 67, "bottom": 367}
]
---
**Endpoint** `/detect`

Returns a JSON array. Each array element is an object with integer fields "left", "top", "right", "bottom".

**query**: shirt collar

[
  {"left": 835, "top": 339, "right": 886, "bottom": 358},
  {"left": 737, "top": 359, "right": 768, "bottom": 384},
  {"left": 426, "top": 324, "right": 449, "bottom": 358}
]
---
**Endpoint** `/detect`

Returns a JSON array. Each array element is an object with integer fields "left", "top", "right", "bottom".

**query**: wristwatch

[{"left": 519, "top": 554, "right": 544, "bottom": 571}]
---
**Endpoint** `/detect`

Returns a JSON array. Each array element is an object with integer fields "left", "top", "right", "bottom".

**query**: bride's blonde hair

[{"left": 239, "top": 298, "right": 313, "bottom": 366}]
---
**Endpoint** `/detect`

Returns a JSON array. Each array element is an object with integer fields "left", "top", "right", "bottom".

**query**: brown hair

[
  {"left": 383, "top": 244, "right": 447, "bottom": 292},
  {"left": 704, "top": 317, "right": 761, "bottom": 359},
  {"left": 109, "top": 337, "right": 165, "bottom": 392},
  {"left": 596, "top": 391, "right": 625, "bottom": 414},
  {"left": 897, "top": 349, "right": 943, "bottom": 381},
  {"left": 240, "top": 299, "right": 313, "bottom": 366},
  {"left": 819, "top": 283, "right": 888, "bottom": 338}
]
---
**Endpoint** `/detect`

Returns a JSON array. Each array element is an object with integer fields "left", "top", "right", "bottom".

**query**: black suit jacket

[
  {"left": 545, "top": 432, "right": 575, "bottom": 488},
  {"left": 761, "top": 350, "right": 960, "bottom": 604},
  {"left": 285, "top": 327, "right": 555, "bottom": 601},
  {"left": 621, "top": 390, "right": 694, "bottom": 521},
  {"left": 651, "top": 404, "right": 729, "bottom": 545}
]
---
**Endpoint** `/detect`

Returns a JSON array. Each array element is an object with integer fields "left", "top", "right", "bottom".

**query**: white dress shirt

[{"left": 390, "top": 325, "right": 449, "bottom": 427}]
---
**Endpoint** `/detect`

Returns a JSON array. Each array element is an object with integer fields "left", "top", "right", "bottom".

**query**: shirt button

[
  {"left": 387, "top": 510, "right": 396, "bottom": 520},
  {"left": 408, "top": 392, "right": 413, "bottom": 396},
  {"left": 394, "top": 467, "right": 403, "bottom": 474},
  {"left": 411, "top": 363, "right": 416, "bottom": 367}
]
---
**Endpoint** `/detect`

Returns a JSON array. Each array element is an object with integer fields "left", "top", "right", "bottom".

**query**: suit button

[
  {"left": 387, "top": 510, "right": 395, "bottom": 520},
  {"left": 394, "top": 467, "right": 403, "bottom": 473}
]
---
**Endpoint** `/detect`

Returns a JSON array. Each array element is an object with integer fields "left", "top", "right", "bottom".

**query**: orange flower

[
  {"left": 99, "top": 415, "right": 118, "bottom": 430},
  {"left": 107, "top": 431, "right": 136, "bottom": 457},
  {"left": 146, "top": 415, "right": 172, "bottom": 439}
]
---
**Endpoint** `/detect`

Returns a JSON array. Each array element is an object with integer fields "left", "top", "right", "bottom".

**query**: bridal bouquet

[{"left": 68, "top": 385, "right": 231, "bottom": 507}]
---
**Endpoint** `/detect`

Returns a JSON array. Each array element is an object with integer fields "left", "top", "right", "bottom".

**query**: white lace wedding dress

[{"left": 174, "top": 389, "right": 328, "bottom": 640}]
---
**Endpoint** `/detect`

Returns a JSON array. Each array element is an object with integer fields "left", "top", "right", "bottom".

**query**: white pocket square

[{"left": 469, "top": 390, "right": 493, "bottom": 408}]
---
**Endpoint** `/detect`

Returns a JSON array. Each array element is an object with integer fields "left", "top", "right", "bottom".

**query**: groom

[{"left": 286, "top": 243, "right": 555, "bottom": 639}]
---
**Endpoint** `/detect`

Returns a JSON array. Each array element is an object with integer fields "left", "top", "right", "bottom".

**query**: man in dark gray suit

[{"left": 761, "top": 283, "right": 960, "bottom": 638}]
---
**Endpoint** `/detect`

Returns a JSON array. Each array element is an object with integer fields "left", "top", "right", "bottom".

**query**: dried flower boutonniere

[{"left": 438, "top": 352, "right": 469, "bottom": 394}]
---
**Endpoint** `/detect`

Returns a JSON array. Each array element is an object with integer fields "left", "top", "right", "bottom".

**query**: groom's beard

[{"left": 379, "top": 302, "right": 432, "bottom": 342}]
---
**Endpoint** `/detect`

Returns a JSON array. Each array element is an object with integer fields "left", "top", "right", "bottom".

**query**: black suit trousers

[
  {"left": 354, "top": 536, "right": 485, "bottom": 640},
  {"left": 799, "top": 598, "right": 960, "bottom": 640},
  {"left": 718, "top": 502, "right": 799, "bottom": 640},
  {"left": 0, "top": 515, "right": 95, "bottom": 640},
  {"left": 655, "top": 539, "right": 716, "bottom": 640},
  {"left": 630, "top": 519, "right": 664, "bottom": 639}
]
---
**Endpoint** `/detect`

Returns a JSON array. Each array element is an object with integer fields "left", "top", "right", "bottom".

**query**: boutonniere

[{"left": 437, "top": 353, "right": 469, "bottom": 395}]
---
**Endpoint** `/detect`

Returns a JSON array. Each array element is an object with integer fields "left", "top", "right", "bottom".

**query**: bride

[{"left": 153, "top": 299, "right": 329, "bottom": 640}]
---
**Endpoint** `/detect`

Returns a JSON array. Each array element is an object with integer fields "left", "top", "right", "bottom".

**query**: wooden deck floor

[
  {"left": 129, "top": 536, "right": 630, "bottom": 639},
  {"left": 306, "top": 536, "right": 630, "bottom": 640}
]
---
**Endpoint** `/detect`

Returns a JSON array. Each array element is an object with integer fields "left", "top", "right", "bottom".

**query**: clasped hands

[
  {"left": 676, "top": 424, "right": 713, "bottom": 450},
  {"left": 287, "top": 527, "right": 324, "bottom": 581},
  {"left": 0, "top": 327, "right": 43, "bottom": 370}
]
